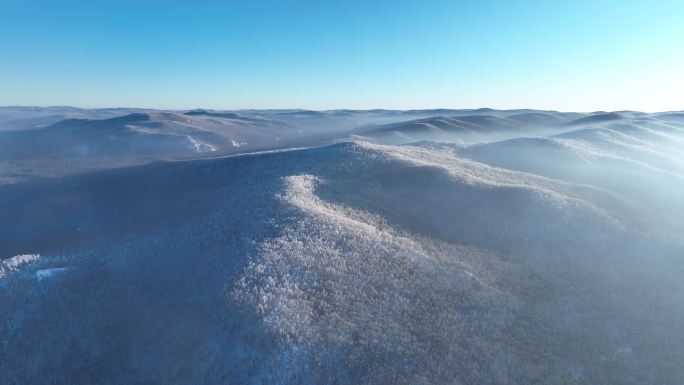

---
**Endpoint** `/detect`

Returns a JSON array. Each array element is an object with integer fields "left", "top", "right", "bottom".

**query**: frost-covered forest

[{"left": 1, "top": 108, "right": 684, "bottom": 384}]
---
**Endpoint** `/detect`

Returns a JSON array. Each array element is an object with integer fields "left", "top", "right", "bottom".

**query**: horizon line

[{"left": 1, "top": 105, "right": 682, "bottom": 115}]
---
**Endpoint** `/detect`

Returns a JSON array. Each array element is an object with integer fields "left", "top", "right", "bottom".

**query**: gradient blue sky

[{"left": 1, "top": 0, "right": 683, "bottom": 111}]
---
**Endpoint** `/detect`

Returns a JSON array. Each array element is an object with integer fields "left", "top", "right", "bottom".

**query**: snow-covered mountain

[
  {"left": 349, "top": 110, "right": 584, "bottom": 144},
  {"left": 1, "top": 108, "right": 684, "bottom": 384},
  {"left": 0, "top": 106, "right": 157, "bottom": 131},
  {"left": 0, "top": 110, "right": 311, "bottom": 158}
]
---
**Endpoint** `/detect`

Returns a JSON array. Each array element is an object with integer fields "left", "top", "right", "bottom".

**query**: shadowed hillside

[{"left": 2, "top": 122, "right": 683, "bottom": 383}]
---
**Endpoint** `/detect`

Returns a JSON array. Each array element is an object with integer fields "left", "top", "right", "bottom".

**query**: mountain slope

[
  {"left": 1, "top": 138, "right": 683, "bottom": 384},
  {"left": 0, "top": 112, "right": 231, "bottom": 159},
  {"left": 351, "top": 111, "right": 580, "bottom": 145}
]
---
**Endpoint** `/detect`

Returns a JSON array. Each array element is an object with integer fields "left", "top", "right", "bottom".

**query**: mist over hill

[{"left": 1, "top": 107, "right": 684, "bottom": 384}]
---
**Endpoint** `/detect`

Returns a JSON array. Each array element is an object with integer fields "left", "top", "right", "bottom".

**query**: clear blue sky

[{"left": 1, "top": 0, "right": 683, "bottom": 111}]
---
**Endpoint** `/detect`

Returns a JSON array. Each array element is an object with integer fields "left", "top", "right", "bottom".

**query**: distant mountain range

[{"left": 1, "top": 106, "right": 683, "bottom": 183}]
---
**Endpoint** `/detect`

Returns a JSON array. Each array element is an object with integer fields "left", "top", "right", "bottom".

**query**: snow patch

[
  {"left": 186, "top": 136, "right": 218, "bottom": 153},
  {"left": 0, "top": 254, "right": 40, "bottom": 279},
  {"left": 36, "top": 267, "right": 70, "bottom": 281}
]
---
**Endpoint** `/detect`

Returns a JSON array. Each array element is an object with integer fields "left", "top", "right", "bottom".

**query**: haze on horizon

[{"left": 1, "top": 0, "right": 683, "bottom": 112}]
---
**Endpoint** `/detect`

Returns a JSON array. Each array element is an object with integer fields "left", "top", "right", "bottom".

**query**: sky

[{"left": 1, "top": 0, "right": 683, "bottom": 111}]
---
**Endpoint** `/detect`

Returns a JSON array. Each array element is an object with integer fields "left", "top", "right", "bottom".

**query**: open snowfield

[{"left": 1, "top": 108, "right": 684, "bottom": 384}]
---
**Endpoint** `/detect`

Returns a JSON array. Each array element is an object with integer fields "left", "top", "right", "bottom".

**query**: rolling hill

[{"left": 1, "top": 109, "right": 684, "bottom": 383}]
